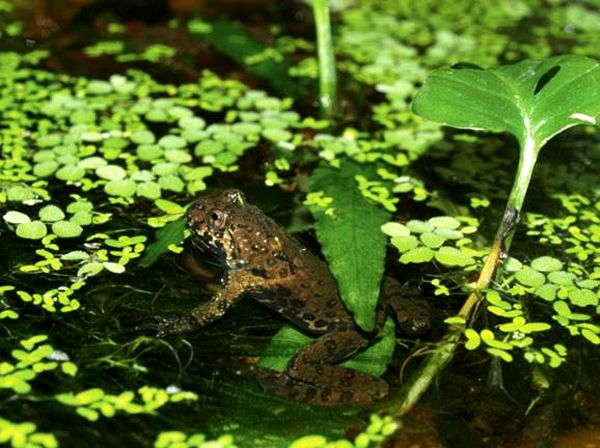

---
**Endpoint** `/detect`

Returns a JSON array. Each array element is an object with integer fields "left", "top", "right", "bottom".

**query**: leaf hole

[
  {"left": 534, "top": 65, "right": 560, "bottom": 95},
  {"left": 451, "top": 62, "right": 484, "bottom": 71}
]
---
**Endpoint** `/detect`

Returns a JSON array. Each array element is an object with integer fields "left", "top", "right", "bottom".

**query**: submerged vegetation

[{"left": 2, "top": 0, "right": 600, "bottom": 446}]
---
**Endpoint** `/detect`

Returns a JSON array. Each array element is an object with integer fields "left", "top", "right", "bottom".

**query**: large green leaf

[
  {"left": 413, "top": 55, "right": 600, "bottom": 147},
  {"left": 308, "top": 161, "right": 391, "bottom": 331},
  {"left": 258, "top": 319, "right": 396, "bottom": 376},
  {"left": 193, "top": 19, "right": 306, "bottom": 98},
  {"left": 139, "top": 217, "right": 187, "bottom": 267}
]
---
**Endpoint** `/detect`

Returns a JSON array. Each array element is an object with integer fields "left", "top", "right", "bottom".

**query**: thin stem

[
  {"left": 312, "top": 0, "right": 337, "bottom": 118},
  {"left": 388, "top": 135, "right": 540, "bottom": 417}
]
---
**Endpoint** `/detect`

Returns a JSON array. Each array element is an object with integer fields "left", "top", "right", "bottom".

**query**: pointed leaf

[{"left": 308, "top": 161, "right": 391, "bottom": 331}]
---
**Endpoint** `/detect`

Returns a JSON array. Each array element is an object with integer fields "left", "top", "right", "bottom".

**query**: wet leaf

[
  {"left": 400, "top": 246, "right": 434, "bottom": 264},
  {"left": 413, "top": 55, "right": 600, "bottom": 147},
  {"left": 516, "top": 267, "right": 546, "bottom": 287},
  {"left": 140, "top": 217, "right": 187, "bottom": 267},
  {"left": 3, "top": 211, "right": 31, "bottom": 224},
  {"left": 380, "top": 222, "right": 410, "bottom": 237},
  {"left": 434, "top": 246, "right": 476, "bottom": 266},
  {"left": 531, "top": 256, "right": 563, "bottom": 272},
  {"left": 391, "top": 235, "right": 419, "bottom": 252},
  {"left": 308, "top": 161, "right": 390, "bottom": 331},
  {"left": 52, "top": 221, "right": 83, "bottom": 238},
  {"left": 39, "top": 205, "right": 65, "bottom": 222},
  {"left": 16, "top": 221, "right": 48, "bottom": 240},
  {"left": 429, "top": 216, "right": 460, "bottom": 229},
  {"left": 420, "top": 232, "right": 446, "bottom": 248}
]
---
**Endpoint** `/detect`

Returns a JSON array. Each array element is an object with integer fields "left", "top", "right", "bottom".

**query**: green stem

[
  {"left": 312, "top": 0, "right": 337, "bottom": 118},
  {"left": 388, "top": 136, "right": 540, "bottom": 417}
]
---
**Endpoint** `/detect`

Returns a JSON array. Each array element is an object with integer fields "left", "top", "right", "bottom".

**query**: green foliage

[
  {"left": 412, "top": 55, "right": 600, "bottom": 148},
  {"left": 0, "top": 417, "right": 57, "bottom": 448},
  {"left": 154, "top": 432, "right": 236, "bottom": 448},
  {"left": 308, "top": 162, "right": 391, "bottom": 330},
  {"left": 1, "top": 335, "right": 76, "bottom": 395},
  {"left": 154, "top": 414, "right": 399, "bottom": 448},
  {"left": 287, "top": 415, "right": 399, "bottom": 448},
  {"left": 56, "top": 386, "right": 198, "bottom": 421},
  {"left": 259, "top": 319, "right": 395, "bottom": 377},
  {"left": 381, "top": 216, "right": 480, "bottom": 267}
]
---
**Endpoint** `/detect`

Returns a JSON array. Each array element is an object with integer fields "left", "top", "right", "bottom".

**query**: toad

[{"left": 157, "top": 189, "right": 430, "bottom": 405}]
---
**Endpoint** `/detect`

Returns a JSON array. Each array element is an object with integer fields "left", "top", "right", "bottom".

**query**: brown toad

[{"left": 157, "top": 189, "right": 430, "bottom": 405}]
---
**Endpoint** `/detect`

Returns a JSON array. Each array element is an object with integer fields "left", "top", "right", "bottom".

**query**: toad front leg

[
  {"left": 258, "top": 329, "right": 389, "bottom": 405},
  {"left": 157, "top": 270, "right": 250, "bottom": 336}
]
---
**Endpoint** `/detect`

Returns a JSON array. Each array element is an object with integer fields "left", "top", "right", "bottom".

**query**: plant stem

[
  {"left": 388, "top": 135, "right": 540, "bottom": 416},
  {"left": 312, "top": 0, "right": 337, "bottom": 118}
]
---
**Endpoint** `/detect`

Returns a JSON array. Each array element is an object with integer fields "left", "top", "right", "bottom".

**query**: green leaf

[
  {"left": 581, "top": 329, "right": 600, "bottom": 345},
  {"left": 77, "top": 262, "right": 104, "bottom": 278},
  {"left": 548, "top": 271, "right": 576, "bottom": 286},
  {"left": 406, "top": 220, "right": 433, "bottom": 234},
  {"left": 61, "top": 362, "right": 78, "bottom": 376},
  {"left": 140, "top": 217, "right": 187, "bottom": 267},
  {"left": 105, "top": 179, "right": 137, "bottom": 197},
  {"left": 136, "top": 182, "right": 162, "bottom": 199},
  {"left": 56, "top": 165, "right": 85, "bottom": 181},
  {"left": 259, "top": 319, "right": 396, "bottom": 377},
  {"left": 380, "top": 222, "right": 410, "bottom": 237},
  {"left": 179, "top": 116, "right": 206, "bottom": 130},
  {"left": 400, "top": 246, "right": 434, "bottom": 264},
  {"left": 486, "top": 347, "right": 513, "bottom": 362},
  {"left": 520, "top": 322, "right": 552, "bottom": 333},
  {"left": 39, "top": 205, "right": 65, "bottom": 222},
  {"left": 199, "top": 19, "right": 305, "bottom": 97},
  {"left": 155, "top": 199, "right": 185, "bottom": 215},
  {"left": 75, "top": 388, "right": 105, "bottom": 405},
  {"left": 262, "top": 128, "right": 292, "bottom": 143},
  {"left": 103, "top": 262, "right": 125, "bottom": 274},
  {"left": 158, "top": 135, "right": 187, "bottom": 149},
  {"left": 534, "top": 283, "right": 558, "bottom": 301},
  {"left": 52, "top": 221, "right": 83, "bottom": 238},
  {"left": 568, "top": 288, "right": 598, "bottom": 307},
  {"left": 76, "top": 407, "right": 100, "bottom": 421},
  {"left": 420, "top": 232, "right": 446, "bottom": 248},
  {"left": 413, "top": 55, "right": 600, "bottom": 147},
  {"left": 96, "top": 164, "right": 127, "bottom": 180},
  {"left": 61, "top": 251, "right": 90, "bottom": 261},
  {"left": 434, "top": 246, "right": 476, "bottom": 267},
  {"left": 391, "top": 235, "right": 419, "bottom": 252},
  {"left": 34, "top": 160, "right": 59, "bottom": 177},
  {"left": 3, "top": 211, "right": 31, "bottom": 224},
  {"left": 515, "top": 267, "right": 546, "bottom": 287},
  {"left": 429, "top": 216, "right": 460, "bottom": 229},
  {"left": 16, "top": 221, "right": 48, "bottom": 240},
  {"left": 531, "top": 256, "right": 563, "bottom": 272},
  {"left": 20, "top": 335, "right": 48, "bottom": 350},
  {"left": 464, "top": 328, "right": 481, "bottom": 350},
  {"left": 308, "top": 161, "right": 390, "bottom": 331},
  {"left": 164, "top": 149, "right": 192, "bottom": 163},
  {"left": 130, "top": 130, "right": 156, "bottom": 144}
]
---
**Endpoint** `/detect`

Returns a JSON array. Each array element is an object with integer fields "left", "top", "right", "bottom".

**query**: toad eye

[{"left": 209, "top": 210, "right": 226, "bottom": 228}]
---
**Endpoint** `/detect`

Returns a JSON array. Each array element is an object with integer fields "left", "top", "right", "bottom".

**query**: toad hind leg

[{"left": 258, "top": 329, "right": 389, "bottom": 405}]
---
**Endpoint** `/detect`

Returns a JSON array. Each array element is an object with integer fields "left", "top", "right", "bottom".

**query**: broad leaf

[
  {"left": 308, "top": 161, "right": 391, "bottom": 331},
  {"left": 413, "top": 55, "right": 600, "bottom": 148}
]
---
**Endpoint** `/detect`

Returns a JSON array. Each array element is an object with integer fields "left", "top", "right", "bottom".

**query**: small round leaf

[
  {"left": 52, "top": 221, "right": 83, "bottom": 238},
  {"left": 16, "top": 221, "right": 48, "bottom": 239}
]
